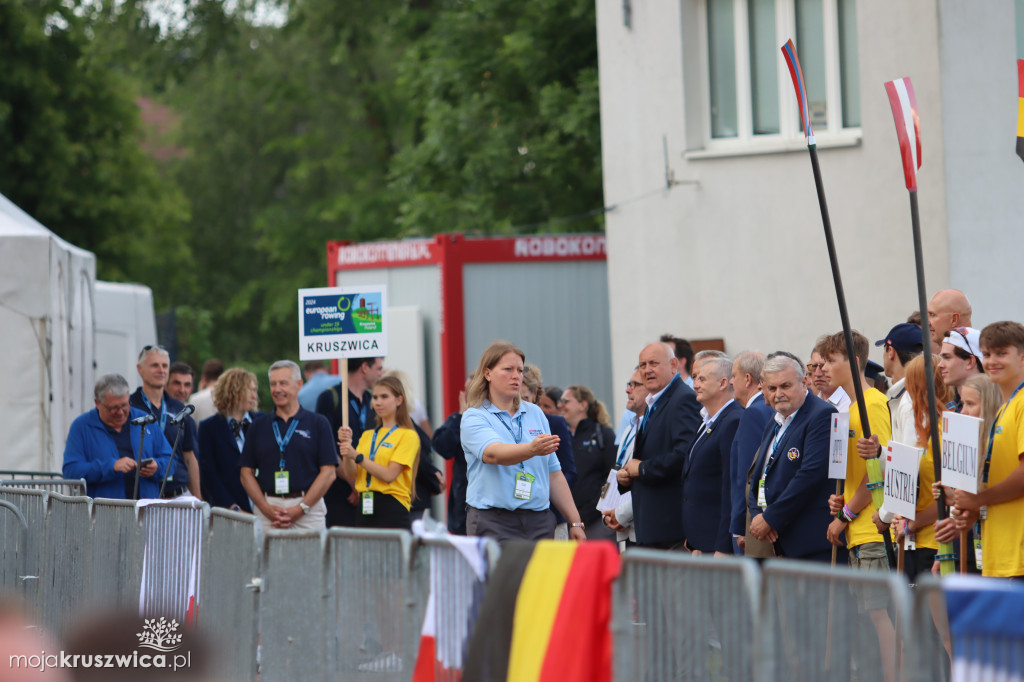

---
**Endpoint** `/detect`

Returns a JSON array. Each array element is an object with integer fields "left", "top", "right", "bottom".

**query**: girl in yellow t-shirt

[
  {"left": 338, "top": 376, "right": 420, "bottom": 530},
  {"left": 896, "top": 354, "right": 950, "bottom": 582}
]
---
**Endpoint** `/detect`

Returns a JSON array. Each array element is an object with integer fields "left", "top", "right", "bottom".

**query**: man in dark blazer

[
  {"left": 682, "top": 356, "right": 743, "bottom": 554},
  {"left": 617, "top": 342, "right": 702, "bottom": 548},
  {"left": 747, "top": 354, "right": 838, "bottom": 562},
  {"left": 728, "top": 351, "right": 775, "bottom": 554}
]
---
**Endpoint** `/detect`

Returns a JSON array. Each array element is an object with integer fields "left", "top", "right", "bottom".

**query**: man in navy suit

[
  {"left": 748, "top": 354, "right": 838, "bottom": 562},
  {"left": 617, "top": 342, "right": 702, "bottom": 548},
  {"left": 681, "top": 356, "right": 743, "bottom": 555},
  {"left": 728, "top": 351, "right": 775, "bottom": 554}
]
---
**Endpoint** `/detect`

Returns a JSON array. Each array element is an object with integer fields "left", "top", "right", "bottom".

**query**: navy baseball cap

[{"left": 874, "top": 323, "right": 924, "bottom": 352}]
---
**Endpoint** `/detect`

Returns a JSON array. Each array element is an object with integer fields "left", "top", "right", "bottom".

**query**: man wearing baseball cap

[
  {"left": 875, "top": 322, "right": 924, "bottom": 445},
  {"left": 938, "top": 326, "right": 984, "bottom": 412}
]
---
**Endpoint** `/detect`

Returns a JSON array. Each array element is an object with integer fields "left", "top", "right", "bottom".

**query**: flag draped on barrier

[
  {"left": 462, "top": 540, "right": 619, "bottom": 682},
  {"left": 781, "top": 39, "right": 895, "bottom": 567},
  {"left": 883, "top": 76, "right": 955, "bottom": 575},
  {"left": 412, "top": 530, "right": 490, "bottom": 682},
  {"left": 945, "top": 575, "right": 1024, "bottom": 681}
]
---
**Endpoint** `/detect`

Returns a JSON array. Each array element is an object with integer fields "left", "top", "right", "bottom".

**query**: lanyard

[
  {"left": 762, "top": 423, "right": 783, "bottom": 477},
  {"left": 982, "top": 379, "right": 1024, "bottom": 485},
  {"left": 495, "top": 411, "right": 524, "bottom": 444},
  {"left": 368, "top": 425, "right": 398, "bottom": 486},
  {"left": 351, "top": 393, "right": 371, "bottom": 429},
  {"left": 616, "top": 423, "right": 636, "bottom": 468},
  {"left": 141, "top": 392, "right": 167, "bottom": 431},
  {"left": 272, "top": 418, "right": 300, "bottom": 469}
]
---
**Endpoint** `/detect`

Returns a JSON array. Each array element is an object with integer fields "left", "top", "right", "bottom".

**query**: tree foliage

[{"left": 1, "top": 0, "right": 603, "bottom": 367}]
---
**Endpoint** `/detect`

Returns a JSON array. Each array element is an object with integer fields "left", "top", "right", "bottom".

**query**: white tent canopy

[{"left": 0, "top": 193, "right": 96, "bottom": 472}]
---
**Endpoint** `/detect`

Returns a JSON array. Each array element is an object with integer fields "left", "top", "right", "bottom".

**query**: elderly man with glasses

[{"left": 63, "top": 374, "right": 172, "bottom": 499}]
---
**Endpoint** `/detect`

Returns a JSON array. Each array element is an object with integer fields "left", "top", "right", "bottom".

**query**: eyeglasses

[
  {"left": 99, "top": 402, "right": 130, "bottom": 414},
  {"left": 805, "top": 363, "right": 823, "bottom": 373},
  {"left": 625, "top": 381, "right": 644, "bottom": 389}
]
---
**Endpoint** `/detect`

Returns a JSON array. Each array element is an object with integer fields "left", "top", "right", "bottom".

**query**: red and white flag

[{"left": 884, "top": 77, "right": 922, "bottom": 190}]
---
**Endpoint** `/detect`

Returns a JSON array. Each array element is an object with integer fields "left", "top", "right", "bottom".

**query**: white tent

[{"left": 0, "top": 193, "right": 96, "bottom": 472}]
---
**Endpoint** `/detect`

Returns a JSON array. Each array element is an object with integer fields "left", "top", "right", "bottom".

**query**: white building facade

[{"left": 597, "top": 0, "right": 1024, "bottom": 413}]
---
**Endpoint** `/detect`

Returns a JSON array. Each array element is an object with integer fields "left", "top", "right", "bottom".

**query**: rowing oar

[
  {"left": 882, "top": 77, "right": 955, "bottom": 576},
  {"left": 781, "top": 40, "right": 897, "bottom": 572}
]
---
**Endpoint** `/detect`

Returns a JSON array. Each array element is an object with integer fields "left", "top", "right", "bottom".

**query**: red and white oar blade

[
  {"left": 884, "top": 77, "right": 922, "bottom": 190},
  {"left": 781, "top": 39, "right": 815, "bottom": 146}
]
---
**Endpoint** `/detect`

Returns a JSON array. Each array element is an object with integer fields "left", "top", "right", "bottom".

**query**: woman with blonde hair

[
  {"left": 198, "top": 368, "right": 261, "bottom": 511},
  {"left": 460, "top": 341, "right": 586, "bottom": 543},
  {"left": 338, "top": 376, "right": 420, "bottom": 529}
]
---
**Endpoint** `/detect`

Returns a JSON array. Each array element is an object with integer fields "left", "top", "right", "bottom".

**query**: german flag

[
  {"left": 1017, "top": 60, "right": 1024, "bottom": 163},
  {"left": 462, "top": 540, "right": 620, "bottom": 682}
]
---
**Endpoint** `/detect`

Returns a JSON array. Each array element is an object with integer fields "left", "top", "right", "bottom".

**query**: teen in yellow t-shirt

[{"left": 338, "top": 376, "right": 421, "bottom": 529}]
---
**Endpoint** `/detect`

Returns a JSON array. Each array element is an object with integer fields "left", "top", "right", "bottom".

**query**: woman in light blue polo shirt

[{"left": 460, "top": 340, "right": 587, "bottom": 543}]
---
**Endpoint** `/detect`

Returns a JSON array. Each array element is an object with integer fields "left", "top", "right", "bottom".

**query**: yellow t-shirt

[
  {"left": 354, "top": 426, "right": 419, "bottom": 511},
  {"left": 913, "top": 442, "right": 937, "bottom": 550},
  {"left": 981, "top": 390, "right": 1024, "bottom": 577},
  {"left": 844, "top": 387, "right": 892, "bottom": 549}
]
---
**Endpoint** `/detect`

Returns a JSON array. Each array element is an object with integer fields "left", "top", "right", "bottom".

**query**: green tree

[
  {"left": 390, "top": 0, "right": 604, "bottom": 235},
  {"left": 0, "top": 0, "right": 194, "bottom": 303}
]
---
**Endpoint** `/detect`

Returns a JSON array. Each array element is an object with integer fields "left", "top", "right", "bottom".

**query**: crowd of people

[{"left": 60, "top": 287, "right": 1024, "bottom": 589}]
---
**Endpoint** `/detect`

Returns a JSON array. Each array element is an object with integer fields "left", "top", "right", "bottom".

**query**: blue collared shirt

[{"left": 461, "top": 400, "right": 561, "bottom": 511}]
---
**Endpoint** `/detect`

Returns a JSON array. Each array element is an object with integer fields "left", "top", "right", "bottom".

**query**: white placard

[
  {"left": 298, "top": 286, "right": 388, "bottom": 360},
  {"left": 883, "top": 441, "right": 923, "bottom": 519},
  {"left": 828, "top": 412, "right": 850, "bottom": 479},
  {"left": 940, "top": 411, "right": 984, "bottom": 494}
]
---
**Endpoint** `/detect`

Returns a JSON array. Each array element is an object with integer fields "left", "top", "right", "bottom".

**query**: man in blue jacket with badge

[
  {"left": 747, "top": 354, "right": 837, "bottom": 561},
  {"left": 63, "top": 374, "right": 171, "bottom": 499},
  {"left": 617, "top": 342, "right": 702, "bottom": 549}
]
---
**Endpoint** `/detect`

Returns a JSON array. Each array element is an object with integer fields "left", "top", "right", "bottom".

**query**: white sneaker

[{"left": 357, "top": 652, "right": 403, "bottom": 673}]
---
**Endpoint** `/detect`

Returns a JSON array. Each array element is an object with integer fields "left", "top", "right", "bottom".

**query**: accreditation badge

[
  {"left": 362, "top": 491, "right": 374, "bottom": 515},
  {"left": 757, "top": 476, "right": 767, "bottom": 509},
  {"left": 274, "top": 470, "right": 290, "bottom": 495},
  {"left": 514, "top": 472, "right": 535, "bottom": 501}
]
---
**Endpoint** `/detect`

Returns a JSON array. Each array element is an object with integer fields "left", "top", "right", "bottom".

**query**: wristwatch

[
  {"left": 355, "top": 454, "right": 364, "bottom": 464},
  {"left": 570, "top": 522, "right": 585, "bottom": 529},
  {"left": 298, "top": 501, "right": 310, "bottom": 514}
]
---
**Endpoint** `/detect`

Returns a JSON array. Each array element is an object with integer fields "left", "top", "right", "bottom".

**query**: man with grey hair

[
  {"left": 746, "top": 355, "right": 838, "bottom": 561},
  {"left": 728, "top": 351, "right": 775, "bottom": 553},
  {"left": 63, "top": 374, "right": 171, "bottom": 499},
  {"left": 240, "top": 360, "right": 337, "bottom": 531},
  {"left": 131, "top": 345, "right": 201, "bottom": 499},
  {"left": 692, "top": 349, "right": 728, "bottom": 379},
  {"left": 681, "top": 356, "right": 742, "bottom": 555}
]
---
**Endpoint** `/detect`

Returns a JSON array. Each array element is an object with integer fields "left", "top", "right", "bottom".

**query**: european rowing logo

[{"left": 337, "top": 296, "right": 351, "bottom": 312}]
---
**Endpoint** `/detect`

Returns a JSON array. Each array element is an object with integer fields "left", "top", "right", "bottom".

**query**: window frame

[{"left": 688, "top": 0, "right": 861, "bottom": 159}]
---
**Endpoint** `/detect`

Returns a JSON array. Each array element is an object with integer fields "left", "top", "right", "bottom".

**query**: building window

[{"left": 702, "top": 0, "right": 860, "bottom": 147}]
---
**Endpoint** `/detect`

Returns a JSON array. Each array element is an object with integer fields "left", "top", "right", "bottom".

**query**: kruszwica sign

[{"left": 298, "top": 286, "right": 388, "bottom": 360}]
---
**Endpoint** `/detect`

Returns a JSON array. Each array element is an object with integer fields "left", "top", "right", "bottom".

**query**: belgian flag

[{"left": 462, "top": 540, "right": 620, "bottom": 682}]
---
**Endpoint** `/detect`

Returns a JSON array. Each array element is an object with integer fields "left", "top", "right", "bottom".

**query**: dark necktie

[{"left": 230, "top": 418, "right": 248, "bottom": 440}]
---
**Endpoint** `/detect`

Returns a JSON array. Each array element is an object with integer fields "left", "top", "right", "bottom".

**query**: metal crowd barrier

[
  {"left": 906, "top": 576, "right": 952, "bottom": 682},
  {"left": 613, "top": 549, "right": 762, "bottom": 682},
  {"left": 759, "top": 559, "right": 914, "bottom": 682},
  {"left": 260, "top": 529, "right": 329, "bottom": 682},
  {"left": 199, "top": 508, "right": 262, "bottom": 682},
  {"left": 38, "top": 493, "right": 94, "bottom": 638},
  {"left": 0, "top": 478, "right": 88, "bottom": 495},
  {"left": 0, "top": 499, "right": 27, "bottom": 595},
  {"left": 89, "top": 498, "right": 143, "bottom": 614},
  {"left": 326, "top": 528, "right": 419, "bottom": 678},
  {"left": 411, "top": 533, "right": 500, "bottom": 681},
  {"left": 0, "top": 488, "right": 49, "bottom": 613},
  {"left": 0, "top": 470, "right": 66, "bottom": 479},
  {"left": 138, "top": 500, "right": 209, "bottom": 624}
]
